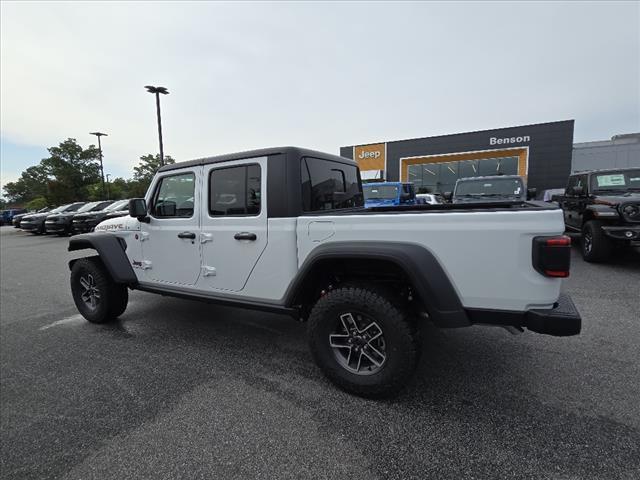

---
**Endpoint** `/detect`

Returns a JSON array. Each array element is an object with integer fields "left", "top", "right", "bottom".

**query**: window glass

[
  {"left": 458, "top": 160, "right": 478, "bottom": 179},
  {"left": 497, "top": 156, "right": 519, "bottom": 175},
  {"left": 151, "top": 173, "right": 195, "bottom": 218},
  {"left": 209, "top": 164, "right": 262, "bottom": 216},
  {"left": 65, "top": 203, "right": 85, "bottom": 212},
  {"left": 363, "top": 184, "right": 399, "bottom": 201},
  {"left": 106, "top": 199, "right": 129, "bottom": 211},
  {"left": 590, "top": 169, "right": 640, "bottom": 191},
  {"left": 455, "top": 177, "right": 524, "bottom": 196},
  {"left": 301, "top": 157, "right": 363, "bottom": 212},
  {"left": 76, "top": 202, "right": 101, "bottom": 213}
]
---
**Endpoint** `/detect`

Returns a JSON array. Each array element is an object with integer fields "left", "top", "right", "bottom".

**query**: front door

[
  {"left": 141, "top": 170, "right": 201, "bottom": 285},
  {"left": 197, "top": 157, "right": 268, "bottom": 293}
]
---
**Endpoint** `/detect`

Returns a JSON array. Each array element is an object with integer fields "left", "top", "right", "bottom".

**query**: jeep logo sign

[
  {"left": 359, "top": 150, "right": 381, "bottom": 159},
  {"left": 354, "top": 143, "right": 386, "bottom": 171},
  {"left": 490, "top": 135, "right": 531, "bottom": 146}
]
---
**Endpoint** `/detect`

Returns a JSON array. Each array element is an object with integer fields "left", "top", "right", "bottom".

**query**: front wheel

[
  {"left": 582, "top": 220, "right": 613, "bottom": 263},
  {"left": 70, "top": 258, "right": 129, "bottom": 323},
  {"left": 307, "top": 286, "right": 420, "bottom": 398}
]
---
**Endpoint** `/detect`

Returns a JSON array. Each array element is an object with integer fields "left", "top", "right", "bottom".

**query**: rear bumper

[
  {"left": 466, "top": 293, "right": 581, "bottom": 337},
  {"left": 525, "top": 293, "right": 581, "bottom": 336},
  {"left": 601, "top": 225, "right": 640, "bottom": 241}
]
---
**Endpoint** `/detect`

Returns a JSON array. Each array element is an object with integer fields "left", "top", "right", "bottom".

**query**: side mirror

[
  {"left": 571, "top": 185, "right": 585, "bottom": 196},
  {"left": 129, "top": 198, "right": 148, "bottom": 221},
  {"left": 443, "top": 191, "right": 453, "bottom": 202},
  {"left": 527, "top": 188, "right": 537, "bottom": 200}
]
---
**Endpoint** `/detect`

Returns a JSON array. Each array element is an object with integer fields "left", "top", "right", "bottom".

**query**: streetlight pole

[
  {"left": 144, "top": 85, "right": 169, "bottom": 166},
  {"left": 106, "top": 174, "right": 111, "bottom": 200},
  {"left": 89, "top": 132, "right": 107, "bottom": 199}
]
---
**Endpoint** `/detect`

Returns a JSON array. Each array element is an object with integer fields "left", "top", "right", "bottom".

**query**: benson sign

[{"left": 490, "top": 135, "right": 531, "bottom": 146}]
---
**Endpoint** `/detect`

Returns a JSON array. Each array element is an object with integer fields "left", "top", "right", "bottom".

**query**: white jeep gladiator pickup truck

[{"left": 68, "top": 147, "right": 581, "bottom": 397}]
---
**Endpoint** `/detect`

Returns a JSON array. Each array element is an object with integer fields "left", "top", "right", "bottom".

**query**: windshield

[
  {"left": 75, "top": 202, "right": 102, "bottom": 213},
  {"left": 590, "top": 169, "right": 640, "bottom": 192},
  {"left": 455, "top": 177, "right": 524, "bottom": 197},
  {"left": 49, "top": 204, "right": 70, "bottom": 214},
  {"left": 363, "top": 185, "right": 399, "bottom": 200},
  {"left": 106, "top": 199, "right": 129, "bottom": 211}
]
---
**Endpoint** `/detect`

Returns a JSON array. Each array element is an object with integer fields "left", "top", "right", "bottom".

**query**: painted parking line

[{"left": 39, "top": 314, "right": 85, "bottom": 331}]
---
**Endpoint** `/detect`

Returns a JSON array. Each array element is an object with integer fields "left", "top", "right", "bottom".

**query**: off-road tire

[
  {"left": 70, "top": 257, "right": 129, "bottom": 323},
  {"left": 582, "top": 220, "right": 613, "bottom": 263},
  {"left": 308, "top": 286, "right": 420, "bottom": 398}
]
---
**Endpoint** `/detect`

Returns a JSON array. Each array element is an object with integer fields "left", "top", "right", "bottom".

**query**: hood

[
  {"left": 47, "top": 213, "right": 74, "bottom": 219},
  {"left": 24, "top": 213, "right": 48, "bottom": 220},
  {"left": 594, "top": 193, "right": 640, "bottom": 206},
  {"left": 74, "top": 211, "right": 105, "bottom": 219}
]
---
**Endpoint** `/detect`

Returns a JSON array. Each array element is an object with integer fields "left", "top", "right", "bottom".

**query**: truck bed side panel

[{"left": 296, "top": 209, "right": 565, "bottom": 311}]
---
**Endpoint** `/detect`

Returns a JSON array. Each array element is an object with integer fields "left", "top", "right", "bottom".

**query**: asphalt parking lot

[{"left": 1, "top": 226, "right": 639, "bottom": 480}]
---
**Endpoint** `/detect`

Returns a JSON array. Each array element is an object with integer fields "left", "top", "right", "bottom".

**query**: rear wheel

[
  {"left": 70, "top": 258, "right": 129, "bottom": 323},
  {"left": 582, "top": 220, "right": 613, "bottom": 263},
  {"left": 308, "top": 286, "right": 420, "bottom": 398}
]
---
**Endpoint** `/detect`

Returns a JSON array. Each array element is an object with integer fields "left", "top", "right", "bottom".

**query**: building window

[{"left": 408, "top": 156, "right": 520, "bottom": 193}]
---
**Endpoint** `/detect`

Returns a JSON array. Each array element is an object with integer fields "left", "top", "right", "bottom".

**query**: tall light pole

[
  {"left": 89, "top": 132, "right": 107, "bottom": 199},
  {"left": 144, "top": 85, "right": 169, "bottom": 166},
  {"left": 106, "top": 174, "right": 111, "bottom": 200}
]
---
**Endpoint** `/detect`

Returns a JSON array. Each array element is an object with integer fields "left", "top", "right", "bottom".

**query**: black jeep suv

[{"left": 555, "top": 168, "right": 640, "bottom": 262}]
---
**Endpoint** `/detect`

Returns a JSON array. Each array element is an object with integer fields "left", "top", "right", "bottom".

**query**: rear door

[{"left": 197, "top": 157, "right": 268, "bottom": 292}]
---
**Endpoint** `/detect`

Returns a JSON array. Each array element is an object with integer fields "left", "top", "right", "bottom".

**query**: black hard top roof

[{"left": 158, "top": 146, "right": 357, "bottom": 173}]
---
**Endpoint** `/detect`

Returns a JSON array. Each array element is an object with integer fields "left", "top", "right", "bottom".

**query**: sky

[{"left": 1, "top": 1, "right": 639, "bottom": 196}]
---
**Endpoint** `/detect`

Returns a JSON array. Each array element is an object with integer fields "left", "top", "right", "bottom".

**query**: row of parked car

[
  {"left": 362, "top": 175, "right": 535, "bottom": 208},
  {"left": 9, "top": 199, "right": 130, "bottom": 236}
]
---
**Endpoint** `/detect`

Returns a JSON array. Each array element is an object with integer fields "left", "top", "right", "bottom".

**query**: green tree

[
  {"left": 2, "top": 165, "right": 49, "bottom": 204},
  {"left": 108, "top": 177, "right": 129, "bottom": 200},
  {"left": 2, "top": 138, "right": 101, "bottom": 205},
  {"left": 25, "top": 196, "right": 48, "bottom": 211},
  {"left": 133, "top": 154, "right": 175, "bottom": 183},
  {"left": 40, "top": 138, "right": 102, "bottom": 204}
]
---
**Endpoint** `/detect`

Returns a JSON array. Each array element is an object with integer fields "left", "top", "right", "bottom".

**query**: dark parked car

[
  {"left": 13, "top": 208, "right": 50, "bottom": 228},
  {"left": 72, "top": 199, "right": 129, "bottom": 234},
  {"left": 555, "top": 168, "right": 640, "bottom": 262},
  {"left": 450, "top": 175, "right": 535, "bottom": 204},
  {"left": 1, "top": 208, "right": 27, "bottom": 226},
  {"left": 21, "top": 203, "right": 86, "bottom": 234},
  {"left": 103, "top": 203, "right": 130, "bottom": 220},
  {"left": 45, "top": 201, "right": 113, "bottom": 236}
]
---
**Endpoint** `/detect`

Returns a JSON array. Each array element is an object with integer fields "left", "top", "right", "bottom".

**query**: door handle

[
  {"left": 177, "top": 231, "right": 196, "bottom": 239},
  {"left": 234, "top": 232, "right": 257, "bottom": 241}
]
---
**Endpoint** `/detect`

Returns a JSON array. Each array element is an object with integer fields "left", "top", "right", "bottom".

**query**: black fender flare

[
  {"left": 283, "top": 241, "right": 470, "bottom": 328},
  {"left": 68, "top": 233, "right": 137, "bottom": 285}
]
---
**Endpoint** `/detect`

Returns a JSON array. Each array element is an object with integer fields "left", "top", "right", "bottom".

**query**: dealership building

[{"left": 341, "top": 120, "right": 639, "bottom": 194}]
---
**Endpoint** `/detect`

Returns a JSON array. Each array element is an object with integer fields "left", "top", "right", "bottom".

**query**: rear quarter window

[{"left": 301, "top": 157, "right": 363, "bottom": 212}]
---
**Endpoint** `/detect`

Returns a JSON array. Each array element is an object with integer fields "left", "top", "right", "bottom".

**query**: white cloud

[{"left": 1, "top": 1, "right": 638, "bottom": 179}]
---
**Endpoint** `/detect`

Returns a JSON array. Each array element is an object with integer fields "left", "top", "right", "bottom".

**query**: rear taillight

[{"left": 532, "top": 235, "right": 571, "bottom": 278}]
